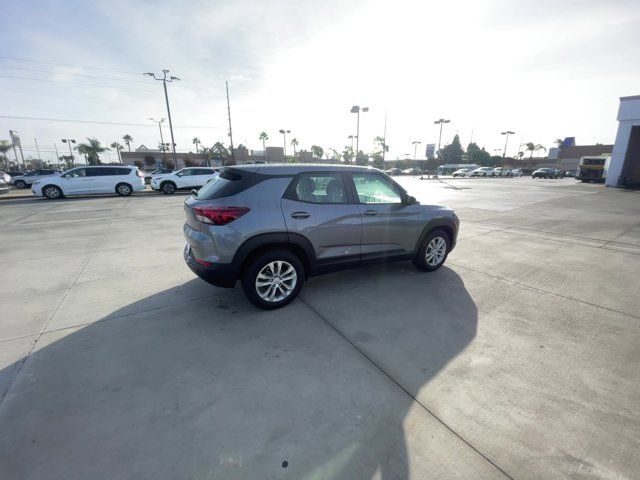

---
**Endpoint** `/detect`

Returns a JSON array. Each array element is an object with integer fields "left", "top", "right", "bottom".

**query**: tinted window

[
  {"left": 177, "top": 169, "right": 193, "bottom": 176},
  {"left": 193, "top": 168, "right": 214, "bottom": 175},
  {"left": 63, "top": 168, "right": 87, "bottom": 178},
  {"left": 352, "top": 173, "right": 402, "bottom": 204},
  {"left": 194, "top": 168, "right": 253, "bottom": 200},
  {"left": 291, "top": 173, "right": 347, "bottom": 204}
]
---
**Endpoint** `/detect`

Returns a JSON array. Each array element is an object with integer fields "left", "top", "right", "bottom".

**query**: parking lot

[{"left": 1, "top": 177, "right": 639, "bottom": 479}]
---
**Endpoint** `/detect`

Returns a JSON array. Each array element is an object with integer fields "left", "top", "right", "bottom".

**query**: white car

[
  {"left": 470, "top": 167, "right": 495, "bottom": 177},
  {"left": 452, "top": 168, "right": 471, "bottom": 177},
  {"left": 493, "top": 167, "right": 512, "bottom": 177},
  {"left": 31, "top": 165, "right": 145, "bottom": 199},
  {"left": 151, "top": 167, "right": 219, "bottom": 194},
  {"left": 12, "top": 169, "right": 62, "bottom": 189},
  {"left": 143, "top": 168, "right": 175, "bottom": 185},
  {"left": 511, "top": 168, "right": 523, "bottom": 177}
]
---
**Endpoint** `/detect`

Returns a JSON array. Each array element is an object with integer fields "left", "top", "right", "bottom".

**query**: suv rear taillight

[
  {"left": 136, "top": 169, "right": 144, "bottom": 177},
  {"left": 193, "top": 206, "right": 250, "bottom": 225}
]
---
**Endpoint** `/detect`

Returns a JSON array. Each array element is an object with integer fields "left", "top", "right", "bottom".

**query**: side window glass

[
  {"left": 293, "top": 173, "right": 347, "bottom": 204},
  {"left": 352, "top": 173, "right": 402, "bottom": 204},
  {"left": 178, "top": 169, "right": 191, "bottom": 177},
  {"left": 64, "top": 169, "right": 86, "bottom": 178}
]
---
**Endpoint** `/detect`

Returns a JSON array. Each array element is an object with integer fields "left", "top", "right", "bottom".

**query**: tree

[
  {"left": 291, "top": 138, "right": 299, "bottom": 156},
  {"left": 437, "top": 134, "right": 464, "bottom": 164},
  {"left": 110, "top": 142, "right": 124, "bottom": 163},
  {"left": 76, "top": 138, "right": 108, "bottom": 165},
  {"left": 192, "top": 137, "right": 201, "bottom": 154},
  {"left": 466, "top": 142, "right": 492, "bottom": 166},
  {"left": 373, "top": 136, "right": 389, "bottom": 155},
  {"left": 184, "top": 158, "right": 196, "bottom": 167},
  {"left": 310, "top": 145, "right": 323, "bottom": 159},
  {"left": 211, "top": 142, "right": 232, "bottom": 165},
  {"left": 133, "top": 159, "right": 144, "bottom": 169},
  {"left": 259, "top": 132, "right": 268, "bottom": 155},
  {"left": 355, "top": 150, "right": 368, "bottom": 166},
  {"left": 122, "top": 134, "right": 133, "bottom": 152},
  {"left": 165, "top": 159, "right": 175, "bottom": 169},
  {"left": 523, "top": 142, "right": 546, "bottom": 168},
  {"left": 144, "top": 155, "right": 156, "bottom": 168},
  {"left": 58, "top": 155, "right": 74, "bottom": 170},
  {"left": 0, "top": 140, "right": 12, "bottom": 170},
  {"left": 329, "top": 148, "right": 342, "bottom": 162},
  {"left": 554, "top": 138, "right": 563, "bottom": 148},
  {"left": 342, "top": 146, "right": 354, "bottom": 164}
]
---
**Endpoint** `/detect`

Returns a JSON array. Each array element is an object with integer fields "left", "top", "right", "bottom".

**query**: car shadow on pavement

[{"left": 0, "top": 265, "right": 478, "bottom": 480}]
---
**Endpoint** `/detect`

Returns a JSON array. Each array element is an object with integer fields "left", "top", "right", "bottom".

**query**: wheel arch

[
  {"left": 414, "top": 218, "right": 457, "bottom": 256},
  {"left": 41, "top": 184, "right": 64, "bottom": 198}
]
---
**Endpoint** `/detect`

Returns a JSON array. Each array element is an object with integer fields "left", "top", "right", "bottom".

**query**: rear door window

[{"left": 288, "top": 173, "right": 348, "bottom": 204}]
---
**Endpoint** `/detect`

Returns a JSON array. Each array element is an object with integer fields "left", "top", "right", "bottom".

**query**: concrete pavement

[{"left": 0, "top": 178, "right": 639, "bottom": 479}]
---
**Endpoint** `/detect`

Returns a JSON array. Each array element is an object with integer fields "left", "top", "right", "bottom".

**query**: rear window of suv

[{"left": 194, "top": 168, "right": 247, "bottom": 199}]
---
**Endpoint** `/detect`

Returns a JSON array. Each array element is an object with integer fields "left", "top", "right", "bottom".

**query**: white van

[{"left": 31, "top": 166, "right": 146, "bottom": 199}]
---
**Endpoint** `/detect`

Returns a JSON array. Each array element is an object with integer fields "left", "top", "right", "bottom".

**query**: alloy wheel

[
  {"left": 426, "top": 236, "right": 447, "bottom": 266},
  {"left": 255, "top": 261, "right": 297, "bottom": 303}
]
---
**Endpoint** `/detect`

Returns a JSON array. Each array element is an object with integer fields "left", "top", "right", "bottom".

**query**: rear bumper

[{"left": 183, "top": 244, "right": 238, "bottom": 288}]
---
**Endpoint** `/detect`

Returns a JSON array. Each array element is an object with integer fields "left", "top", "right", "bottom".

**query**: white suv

[
  {"left": 470, "top": 167, "right": 495, "bottom": 177},
  {"left": 32, "top": 166, "right": 145, "bottom": 199},
  {"left": 151, "top": 167, "right": 218, "bottom": 194}
]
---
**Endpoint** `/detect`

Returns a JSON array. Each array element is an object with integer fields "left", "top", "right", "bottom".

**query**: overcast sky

[{"left": 2, "top": 0, "right": 639, "bottom": 162}]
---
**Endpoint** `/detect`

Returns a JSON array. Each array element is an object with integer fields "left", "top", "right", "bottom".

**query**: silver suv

[{"left": 183, "top": 164, "right": 459, "bottom": 309}]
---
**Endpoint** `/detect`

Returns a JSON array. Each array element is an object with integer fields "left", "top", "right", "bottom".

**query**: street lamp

[
  {"left": 350, "top": 105, "right": 369, "bottom": 160},
  {"left": 433, "top": 118, "right": 451, "bottom": 152},
  {"left": 149, "top": 118, "right": 167, "bottom": 165},
  {"left": 411, "top": 140, "right": 422, "bottom": 161},
  {"left": 144, "top": 70, "right": 180, "bottom": 165},
  {"left": 61, "top": 138, "right": 76, "bottom": 165},
  {"left": 501, "top": 131, "right": 515, "bottom": 158},
  {"left": 279, "top": 129, "right": 291, "bottom": 159}
]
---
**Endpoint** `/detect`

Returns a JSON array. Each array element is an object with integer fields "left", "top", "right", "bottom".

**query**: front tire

[
  {"left": 43, "top": 185, "right": 63, "bottom": 200},
  {"left": 161, "top": 181, "right": 176, "bottom": 194},
  {"left": 241, "top": 250, "right": 305, "bottom": 309},
  {"left": 15, "top": 180, "right": 26, "bottom": 189},
  {"left": 413, "top": 229, "right": 450, "bottom": 272},
  {"left": 116, "top": 182, "right": 133, "bottom": 196}
]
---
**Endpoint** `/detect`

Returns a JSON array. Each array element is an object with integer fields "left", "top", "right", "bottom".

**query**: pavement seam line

[
  {"left": 297, "top": 296, "right": 515, "bottom": 480},
  {"left": 449, "top": 261, "right": 640, "bottom": 321},
  {"left": 0, "top": 217, "right": 113, "bottom": 405}
]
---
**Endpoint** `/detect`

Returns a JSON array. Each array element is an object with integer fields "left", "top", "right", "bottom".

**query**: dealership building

[{"left": 607, "top": 95, "right": 640, "bottom": 187}]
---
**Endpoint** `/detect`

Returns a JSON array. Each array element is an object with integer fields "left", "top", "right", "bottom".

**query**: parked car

[
  {"left": 565, "top": 170, "right": 576, "bottom": 177},
  {"left": 143, "top": 168, "right": 175, "bottom": 185},
  {"left": 7, "top": 171, "right": 25, "bottom": 179},
  {"left": 31, "top": 166, "right": 145, "bottom": 199},
  {"left": 0, "top": 171, "right": 10, "bottom": 183},
  {"left": 0, "top": 178, "right": 9, "bottom": 195},
  {"left": 183, "top": 164, "right": 459, "bottom": 309},
  {"left": 511, "top": 168, "right": 523, "bottom": 177},
  {"left": 151, "top": 167, "right": 219, "bottom": 194},
  {"left": 12, "top": 169, "right": 61, "bottom": 189},
  {"left": 532, "top": 168, "right": 558, "bottom": 179},
  {"left": 470, "top": 167, "right": 495, "bottom": 177},
  {"left": 493, "top": 167, "right": 512, "bottom": 177},
  {"left": 452, "top": 168, "right": 471, "bottom": 177},
  {"left": 384, "top": 168, "right": 402, "bottom": 176},
  {"left": 402, "top": 168, "right": 421, "bottom": 175}
]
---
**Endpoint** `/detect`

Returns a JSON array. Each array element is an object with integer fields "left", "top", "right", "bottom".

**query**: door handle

[
  {"left": 291, "top": 212, "right": 310, "bottom": 219},
  {"left": 363, "top": 210, "right": 378, "bottom": 216}
]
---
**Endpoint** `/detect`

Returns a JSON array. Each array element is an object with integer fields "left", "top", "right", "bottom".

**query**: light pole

[
  {"left": 149, "top": 118, "right": 167, "bottom": 166},
  {"left": 351, "top": 105, "right": 369, "bottom": 160},
  {"left": 348, "top": 135, "right": 356, "bottom": 151},
  {"left": 411, "top": 140, "right": 422, "bottom": 162},
  {"left": 144, "top": 70, "right": 180, "bottom": 166},
  {"left": 434, "top": 118, "right": 451, "bottom": 153},
  {"left": 61, "top": 138, "right": 76, "bottom": 165},
  {"left": 279, "top": 129, "right": 290, "bottom": 159},
  {"left": 501, "top": 131, "right": 515, "bottom": 158}
]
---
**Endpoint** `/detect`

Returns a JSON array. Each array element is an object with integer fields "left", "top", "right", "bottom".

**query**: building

[
  {"left": 607, "top": 95, "right": 640, "bottom": 187},
  {"left": 555, "top": 144, "right": 613, "bottom": 171},
  {"left": 120, "top": 145, "right": 212, "bottom": 170}
]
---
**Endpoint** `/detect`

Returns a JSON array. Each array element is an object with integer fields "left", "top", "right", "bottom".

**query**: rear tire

[
  {"left": 241, "top": 250, "right": 305, "bottom": 310},
  {"left": 161, "top": 181, "right": 176, "bottom": 194},
  {"left": 116, "top": 182, "right": 133, "bottom": 196},
  {"left": 413, "top": 229, "right": 450, "bottom": 272},
  {"left": 43, "top": 185, "right": 63, "bottom": 200}
]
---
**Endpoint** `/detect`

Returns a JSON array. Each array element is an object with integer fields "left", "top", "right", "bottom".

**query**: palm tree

[
  {"left": 310, "top": 145, "right": 323, "bottom": 159},
  {"left": 523, "top": 142, "right": 546, "bottom": 169},
  {"left": 554, "top": 138, "right": 564, "bottom": 148},
  {"left": 290, "top": 138, "right": 299, "bottom": 156},
  {"left": 76, "top": 138, "right": 108, "bottom": 165},
  {"left": 259, "top": 132, "right": 268, "bottom": 158},
  {"left": 211, "top": 142, "right": 232, "bottom": 165},
  {"left": 192, "top": 137, "right": 201, "bottom": 154},
  {"left": 0, "top": 140, "right": 12, "bottom": 170},
  {"left": 110, "top": 142, "right": 124, "bottom": 163},
  {"left": 122, "top": 134, "right": 133, "bottom": 152}
]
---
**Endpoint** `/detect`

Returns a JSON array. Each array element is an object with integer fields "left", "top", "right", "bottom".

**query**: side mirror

[
  {"left": 191, "top": 189, "right": 198, "bottom": 196},
  {"left": 404, "top": 195, "right": 418, "bottom": 205}
]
